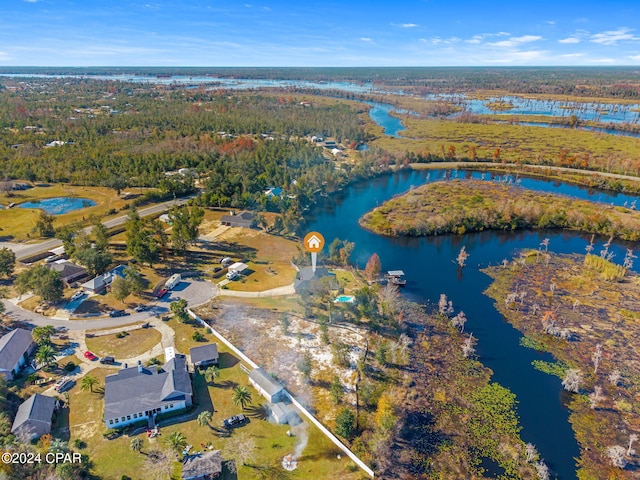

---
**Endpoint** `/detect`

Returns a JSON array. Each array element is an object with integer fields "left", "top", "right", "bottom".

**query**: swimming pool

[
  {"left": 334, "top": 295, "right": 356, "bottom": 303},
  {"left": 19, "top": 197, "right": 96, "bottom": 215}
]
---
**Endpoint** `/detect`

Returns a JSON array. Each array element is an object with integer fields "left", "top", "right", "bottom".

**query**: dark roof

[
  {"left": 248, "top": 368, "right": 284, "bottom": 397},
  {"left": 104, "top": 354, "right": 192, "bottom": 421},
  {"left": 293, "top": 267, "right": 337, "bottom": 295},
  {"left": 11, "top": 393, "right": 56, "bottom": 436},
  {"left": 0, "top": 329, "right": 34, "bottom": 374},
  {"left": 46, "top": 261, "right": 87, "bottom": 281},
  {"left": 220, "top": 211, "right": 255, "bottom": 225},
  {"left": 189, "top": 344, "right": 219, "bottom": 365},
  {"left": 181, "top": 450, "right": 222, "bottom": 480}
]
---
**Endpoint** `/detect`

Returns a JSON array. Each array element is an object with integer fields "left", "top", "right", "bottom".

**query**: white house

[{"left": 248, "top": 368, "right": 285, "bottom": 403}]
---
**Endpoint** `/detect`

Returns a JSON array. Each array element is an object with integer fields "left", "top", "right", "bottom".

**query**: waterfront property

[
  {"left": 11, "top": 393, "right": 57, "bottom": 441},
  {"left": 248, "top": 367, "right": 285, "bottom": 403},
  {"left": 189, "top": 343, "right": 219, "bottom": 369},
  {"left": 0, "top": 328, "right": 36, "bottom": 381},
  {"left": 103, "top": 355, "right": 192, "bottom": 429}
]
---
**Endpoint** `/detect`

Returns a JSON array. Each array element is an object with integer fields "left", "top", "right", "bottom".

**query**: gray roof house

[
  {"left": 11, "top": 393, "right": 57, "bottom": 441},
  {"left": 189, "top": 344, "right": 219, "bottom": 368},
  {"left": 0, "top": 328, "right": 36, "bottom": 381},
  {"left": 181, "top": 450, "right": 223, "bottom": 480},
  {"left": 220, "top": 211, "right": 255, "bottom": 228},
  {"left": 248, "top": 368, "right": 285, "bottom": 403},
  {"left": 270, "top": 402, "right": 298, "bottom": 425},
  {"left": 46, "top": 261, "right": 87, "bottom": 286},
  {"left": 104, "top": 355, "right": 192, "bottom": 429}
]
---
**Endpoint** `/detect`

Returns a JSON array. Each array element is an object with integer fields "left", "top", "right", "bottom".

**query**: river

[{"left": 303, "top": 169, "right": 639, "bottom": 480}]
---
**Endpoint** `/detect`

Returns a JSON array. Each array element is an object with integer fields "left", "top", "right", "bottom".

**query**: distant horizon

[
  {"left": 1, "top": 65, "right": 639, "bottom": 70},
  {"left": 2, "top": 0, "right": 640, "bottom": 67}
]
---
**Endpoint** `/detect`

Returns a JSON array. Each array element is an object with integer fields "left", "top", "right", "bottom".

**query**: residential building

[
  {"left": 45, "top": 260, "right": 88, "bottom": 286},
  {"left": 104, "top": 355, "right": 192, "bottom": 429},
  {"left": 81, "top": 265, "right": 127, "bottom": 294},
  {"left": 189, "top": 344, "right": 219, "bottom": 369},
  {"left": 11, "top": 394, "right": 57, "bottom": 441},
  {"left": 248, "top": 368, "right": 285, "bottom": 403},
  {"left": 0, "top": 329, "right": 36, "bottom": 381},
  {"left": 181, "top": 450, "right": 223, "bottom": 480},
  {"left": 220, "top": 211, "right": 255, "bottom": 228}
]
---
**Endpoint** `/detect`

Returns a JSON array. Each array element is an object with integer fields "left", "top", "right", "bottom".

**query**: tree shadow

[
  {"left": 215, "top": 380, "right": 239, "bottom": 390},
  {"left": 244, "top": 403, "right": 269, "bottom": 420},
  {"left": 218, "top": 352, "right": 239, "bottom": 369}
]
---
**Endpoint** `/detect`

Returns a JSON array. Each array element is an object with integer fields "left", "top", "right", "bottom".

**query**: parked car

[
  {"left": 54, "top": 377, "right": 75, "bottom": 392},
  {"left": 134, "top": 304, "right": 148, "bottom": 312},
  {"left": 156, "top": 288, "right": 168, "bottom": 299},
  {"left": 84, "top": 351, "right": 98, "bottom": 361},
  {"left": 99, "top": 356, "right": 115, "bottom": 365},
  {"left": 223, "top": 414, "right": 248, "bottom": 428},
  {"left": 70, "top": 291, "right": 84, "bottom": 301},
  {"left": 109, "top": 309, "right": 128, "bottom": 317}
]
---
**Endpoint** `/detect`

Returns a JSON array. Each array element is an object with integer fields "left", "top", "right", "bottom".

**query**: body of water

[
  {"left": 303, "top": 169, "right": 640, "bottom": 480},
  {"left": 19, "top": 197, "right": 96, "bottom": 215}
]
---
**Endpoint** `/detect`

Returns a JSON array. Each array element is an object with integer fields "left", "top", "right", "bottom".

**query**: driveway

[{"left": 1, "top": 279, "right": 217, "bottom": 332}]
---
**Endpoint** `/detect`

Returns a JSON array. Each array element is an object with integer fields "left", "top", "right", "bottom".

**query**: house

[
  {"left": 181, "top": 450, "right": 223, "bottom": 480},
  {"left": 220, "top": 211, "right": 255, "bottom": 228},
  {"left": 270, "top": 402, "right": 298, "bottom": 425},
  {"left": 81, "top": 265, "right": 127, "bottom": 294},
  {"left": 0, "top": 329, "right": 36, "bottom": 381},
  {"left": 228, "top": 263, "right": 248, "bottom": 275},
  {"left": 45, "top": 260, "right": 87, "bottom": 286},
  {"left": 323, "top": 140, "right": 337, "bottom": 149},
  {"left": 189, "top": 344, "right": 219, "bottom": 368},
  {"left": 331, "top": 148, "right": 344, "bottom": 158},
  {"left": 103, "top": 355, "right": 192, "bottom": 429},
  {"left": 11, "top": 393, "right": 57, "bottom": 441},
  {"left": 248, "top": 368, "right": 285, "bottom": 403},
  {"left": 264, "top": 187, "right": 283, "bottom": 198}
]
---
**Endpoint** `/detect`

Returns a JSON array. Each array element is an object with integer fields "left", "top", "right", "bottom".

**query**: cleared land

[
  {"left": 85, "top": 326, "right": 162, "bottom": 359},
  {"left": 360, "top": 179, "right": 640, "bottom": 240},
  {"left": 484, "top": 253, "right": 640, "bottom": 479}
]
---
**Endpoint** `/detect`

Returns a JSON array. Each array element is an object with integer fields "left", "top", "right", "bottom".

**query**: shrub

[{"left": 64, "top": 362, "right": 77, "bottom": 372}]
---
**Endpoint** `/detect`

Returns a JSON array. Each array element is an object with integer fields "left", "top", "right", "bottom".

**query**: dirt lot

[{"left": 195, "top": 299, "right": 368, "bottom": 424}]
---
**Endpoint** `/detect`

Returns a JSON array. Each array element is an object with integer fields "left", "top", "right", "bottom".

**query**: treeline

[
  {"left": 360, "top": 179, "right": 640, "bottom": 241},
  {"left": 0, "top": 80, "right": 368, "bottom": 186}
]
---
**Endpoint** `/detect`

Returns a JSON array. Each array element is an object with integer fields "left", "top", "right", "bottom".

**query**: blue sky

[{"left": 2, "top": 0, "right": 640, "bottom": 66}]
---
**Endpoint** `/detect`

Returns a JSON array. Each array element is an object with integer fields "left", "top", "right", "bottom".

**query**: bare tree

[
  {"left": 600, "top": 236, "right": 613, "bottom": 259},
  {"left": 572, "top": 300, "right": 579, "bottom": 312},
  {"left": 534, "top": 460, "right": 550, "bottom": 480},
  {"left": 226, "top": 431, "right": 257, "bottom": 467},
  {"left": 451, "top": 311, "right": 467, "bottom": 332},
  {"left": 628, "top": 434, "right": 638, "bottom": 456},
  {"left": 623, "top": 249, "right": 636, "bottom": 270},
  {"left": 501, "top": 258, "right": 509, "bottom": 268},
  {"left": 525, "top": 443, "right": 539, "bottom": 463},
  {"left": 608, "top": 369, "right": 622, "bottom": 386},
  {"left": 456, "top": 246, "right": 469, "bottom": 268},
  {"left": 462, "top": 333, "right": 475, "bottom": 358},
  {"left": 588, "top": 386, "right": 605, "bottom": 409},
  {"left": 531, "top": 303, "right": 540, "bottom": 316},
  {"left": 438, "top": 294, "right": 453, "bottom": 317},
  {"left": 549, "top": 282, "right": 556, "bottom": 295},
  {"left": 585, "top": 235, "right": 595, "bottom": 256},
  {"left": 606, "top": 445, "right": 627, "bottom": 468},
  {"left": 592, "top": 344, "right": 603, "bottom": 375},
  {"left": 540, "top": 238, "right": 550, "bottom": 252},
  {"left": 562, "top": 369, "right": 582, "bottom": 393}
]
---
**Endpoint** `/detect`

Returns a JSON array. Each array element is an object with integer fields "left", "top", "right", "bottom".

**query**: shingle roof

[
  {"left": 46, "top": 261, "right": 87, "bottom": 281},
  {"left": 189, "top": 344, "right": 219, "bottom": 365},
  {"left": 0, "top": 329, "right": 34, "bottom": 374},
  {"left": 248, "top": 368, "right": 284, "bottom": 397},
  {"left": 181, "top": 450, "right": 222, "bottom": 479},
  {"left": 103, "top": 355, "right": 192, "bottom": 421},
  {"left": 11, "top": 393, "right": 56, "bottom": 436}
]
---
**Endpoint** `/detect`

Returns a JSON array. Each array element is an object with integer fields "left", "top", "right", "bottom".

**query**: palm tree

[
  {"left": 80, "top": 375, "right": 99, "bottom": 393},
  {"left": 130, "top": 437, "right": 143, "bottom": 454},
  {"left": 232, "top": 386, "right": 252, "bottom": 410},
  {"left": 35, "top": 344, "right": 56, "bottom": 368},
  {"left": 197, "top": 410, "right": 212, "bottom": 427},
  {"left": 204, "top": 366, "right": 220, "bottom": 385},
  {"left": 165, "top": 431, "right": 187, "bottom": 457},
  {"left": 32, "top": 325, "right": 56, "bottom": 345}
]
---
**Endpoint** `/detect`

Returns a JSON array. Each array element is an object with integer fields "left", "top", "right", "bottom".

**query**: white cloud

[
  {"left": 547, "top": 20, "right": 556, "bottom": 25},
  {"left": 559, "top": 53, "right": 585, "bottom": 58},
  {"left": 402, "top": 23, "right": 418, "bottom": 28},
  {"left": 419, "top": 36, "right": 460, "bottom": 45},
  {"left": 483, "top": 50, "right": 548, "bottom": 64},
  {"left": 465, "top": 32, "right": 510, "bottom": 44},
  {"left": 590, "top": 27, "right": 640, "bottom": 46},
  {"left": 628, "top": 54, "right": 640, "bottom": 60},
  {"left": 360, "top": 37, "right": 373, "bottom": 43},
  {"left": 559, "top": 37, "right": 580, "bottom": 44},
  {"left": 23, "top": 0, "right": 42, "bottom": 2},
  {"left": 489, "top": 35, "right": 542, "bottom": 47}
]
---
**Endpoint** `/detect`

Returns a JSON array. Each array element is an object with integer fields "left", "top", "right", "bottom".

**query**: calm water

[
  {"left": 304, "top": 170, "right": 640, "bottom": 480},
  {"left": 19, "top": 197, "right": 96, "bottom": 215}
]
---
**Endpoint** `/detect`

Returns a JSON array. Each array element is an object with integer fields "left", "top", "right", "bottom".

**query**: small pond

[{"left": 19, "top": 197, "right": 96, "bottom": 215}]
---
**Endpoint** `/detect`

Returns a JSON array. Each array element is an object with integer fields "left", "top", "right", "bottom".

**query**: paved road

[
  {"left": 1, "top": 279, "right": 216, "bottom": 331},
  {"left": 10, "top": 196, "right": 195, "bottom": 261}
]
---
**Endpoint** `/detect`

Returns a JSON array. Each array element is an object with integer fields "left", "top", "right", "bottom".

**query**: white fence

[{"left": 187, "top": 308, "right": 374, "bottom": 478}]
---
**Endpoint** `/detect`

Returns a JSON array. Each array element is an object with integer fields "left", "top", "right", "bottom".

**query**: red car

[
  {"left": 84, "top": 351, "right": 98, "bottom": 361},
  {"left": 156, "top": 288, "right": 168, "bottom": 299}
]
